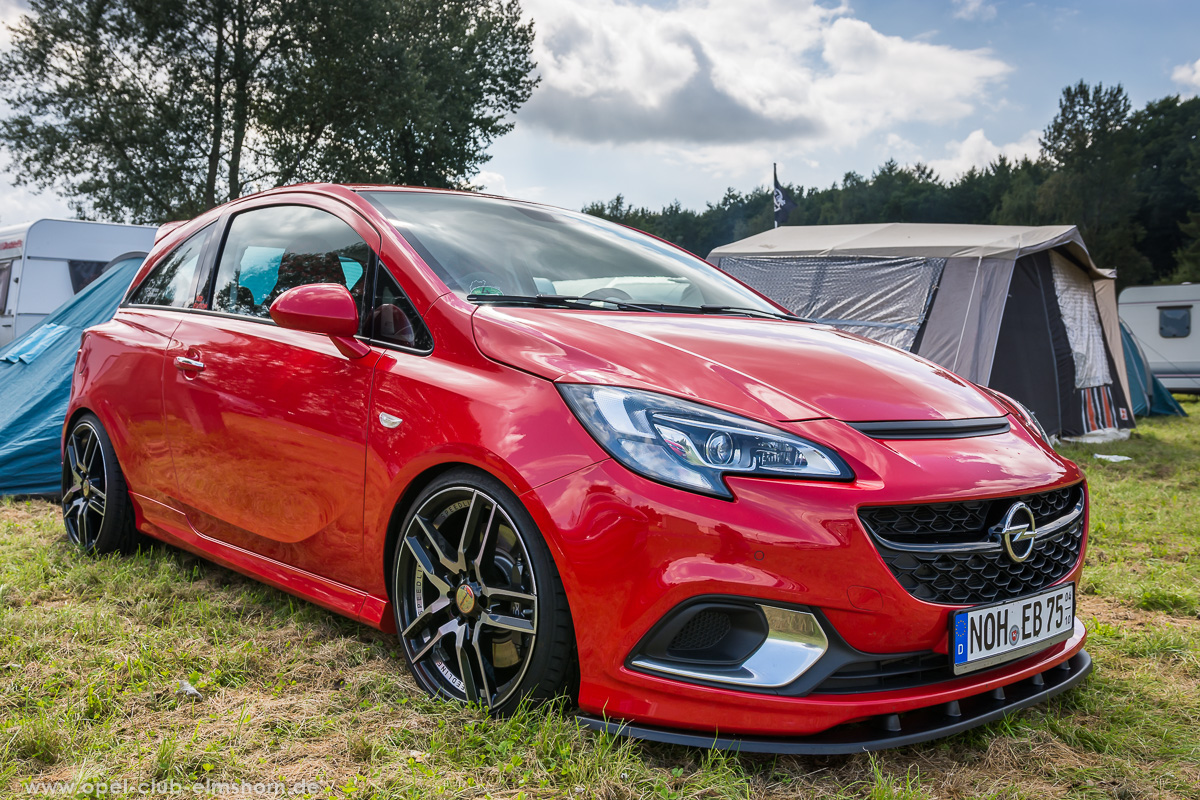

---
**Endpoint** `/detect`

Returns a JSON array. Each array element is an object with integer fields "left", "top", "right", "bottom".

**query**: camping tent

[
  {"left": 708, "top": 223, "right": 1134, "bottom": 439},
  {"left": 0, "top": 253, "right": 144, "bottom": 496},
  {"left": 1121, "top": 320, "right": 1186, "bottom": 418}
]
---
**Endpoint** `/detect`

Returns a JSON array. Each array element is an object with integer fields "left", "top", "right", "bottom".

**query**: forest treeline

[{"left": 584, "top": 82, "right": 1200, "bottom": 287}]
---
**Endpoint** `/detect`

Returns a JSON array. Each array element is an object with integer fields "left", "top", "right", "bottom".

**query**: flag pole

[{"left": 773, "top": 163, "right": 779, "bottom": 228}]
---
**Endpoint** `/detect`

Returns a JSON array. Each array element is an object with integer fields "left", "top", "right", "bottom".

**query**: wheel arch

[
  {"left": 382, "top": 461, "right": 467, "bottom": 607},
  {"left": 379, "top": 459, "right": 579, "bottom": 638},
  {"left": 62, "top": 405, "right": 100, "bottom": 455}
]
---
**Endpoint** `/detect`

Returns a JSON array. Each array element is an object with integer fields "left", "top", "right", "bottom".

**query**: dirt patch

[
  {"left": 1078, "top": 594, "right": 1200, "bottom": 633},
  {"left": 0, "top": 499, "right": 60, "bottom": 530}
]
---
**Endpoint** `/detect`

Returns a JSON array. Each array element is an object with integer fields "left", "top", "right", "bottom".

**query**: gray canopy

[{"left": 709, "top": 223, "right": 1132, "bottom": 438}]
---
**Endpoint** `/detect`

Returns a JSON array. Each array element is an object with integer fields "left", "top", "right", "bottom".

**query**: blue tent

[
  {"left": 0, "top": 255, "right": 144, "bottom": 495},
  {"left": 1120, "top": 319, "right": 1186, "bottom": 418}
]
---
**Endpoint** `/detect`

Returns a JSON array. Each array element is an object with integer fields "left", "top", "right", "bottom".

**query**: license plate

[{"left": 951, "top": 583, "right": 1075, "bottom": 675}]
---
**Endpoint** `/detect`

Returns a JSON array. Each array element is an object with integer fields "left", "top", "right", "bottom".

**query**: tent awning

[{"left": 708, "top": 223, "right": 1110, "bottom": 279}]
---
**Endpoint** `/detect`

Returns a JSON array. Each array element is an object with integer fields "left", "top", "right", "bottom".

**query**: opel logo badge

[
  {"left": 999, "top": 502, "right": 1038, "bottom": 563},
  {"left": 455, "top": 584, "right": 476, "bottom": 615}
]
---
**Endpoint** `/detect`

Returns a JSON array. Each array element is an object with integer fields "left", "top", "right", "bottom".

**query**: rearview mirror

[{"left": 269, "top": 283, "right": 370, "bottom": 359}]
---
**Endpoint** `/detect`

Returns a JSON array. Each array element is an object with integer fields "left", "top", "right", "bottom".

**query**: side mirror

[{"left": 269, "top": 283, "right": 371, "bottom": 359}]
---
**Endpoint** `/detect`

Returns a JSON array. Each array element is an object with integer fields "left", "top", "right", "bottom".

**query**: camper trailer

[
  {"left": 1119, "top": 284, "right": 1200, "bottom": 393},
  {"left": 0, "top": 219, "right": 156, "bottom": 347}
]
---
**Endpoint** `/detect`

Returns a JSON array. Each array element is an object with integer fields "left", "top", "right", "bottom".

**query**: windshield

[{"left": 359, "top": 191, "right": 777, "bottom": 310}]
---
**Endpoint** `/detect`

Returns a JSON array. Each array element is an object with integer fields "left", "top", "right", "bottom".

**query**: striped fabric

[{"left": 1081, "top": 385, "right": 1118, "bottom": 432}]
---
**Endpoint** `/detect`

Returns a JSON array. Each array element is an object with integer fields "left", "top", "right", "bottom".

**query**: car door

[
  {"left": 98, "top": 223, "right": 216, "bottom": 507},
  {"left": 161, "top": 199, "right": 380, "bottom": 588}
]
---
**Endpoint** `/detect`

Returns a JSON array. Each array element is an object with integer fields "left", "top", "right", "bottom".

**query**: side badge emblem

[{"left": 379, "top": 412, "right": 403, "bottom": 429}]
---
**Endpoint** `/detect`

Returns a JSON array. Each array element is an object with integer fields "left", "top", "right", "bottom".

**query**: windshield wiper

[
  {"left": 467, "top": 294, "right": 809, "bottom": 322},
  {"left": 466, "top": 293, "right": 668, "bottom": 314},
  {"left": 696, "top": 305, "right": 809, "bottom": 322}
]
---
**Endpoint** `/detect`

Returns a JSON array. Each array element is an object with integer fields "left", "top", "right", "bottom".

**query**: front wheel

[
  {"left": 392, "top": 468, "right": 576, "bottom": 714},
  {"left": 61, "top": 413, "right": 138, "bottom": 554}
]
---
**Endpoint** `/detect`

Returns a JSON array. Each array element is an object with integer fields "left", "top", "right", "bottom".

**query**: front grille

[
  {"left": 859, "top": 484, "right": 1084, "bottom": 605},
  {"left": 668, "top": 610, "right": 732, "bottom": 652}
]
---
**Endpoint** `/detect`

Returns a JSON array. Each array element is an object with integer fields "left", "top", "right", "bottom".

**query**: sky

[{"left": 1, "top": 0, "right": 1199, "bottom": 224}]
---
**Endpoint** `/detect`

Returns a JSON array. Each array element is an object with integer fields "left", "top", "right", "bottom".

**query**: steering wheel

[{"left": 583, "top": 287, "right": 633, "bottom": 302}]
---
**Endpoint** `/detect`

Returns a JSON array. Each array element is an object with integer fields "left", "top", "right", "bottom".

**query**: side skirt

[{"left": 129, "top": 492, "right": 392, "bottom": 630}]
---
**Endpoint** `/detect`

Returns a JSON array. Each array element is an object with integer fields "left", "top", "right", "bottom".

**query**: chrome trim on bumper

[{"left": 630, "top": 606, "right": 828, "bottom": 689}]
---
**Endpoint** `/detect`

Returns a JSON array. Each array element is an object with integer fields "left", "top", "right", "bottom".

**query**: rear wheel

[
  {"left": 392, "top": 468, "right": 575, "bottom": 714},
  {"left": 61, "top": 414, "right": 138, "bottom": 555}
]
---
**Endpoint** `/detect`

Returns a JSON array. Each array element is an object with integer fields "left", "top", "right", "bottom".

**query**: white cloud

[
  {"left": 474, "top": 170, "right": 509, "bottom": 196},
  {"left": 1172, "top": 58, "right": 1200, "bottom": 96},
  {"left": 0, "top": 153, "right": 74, "bottom": 226},
  {"left": 520, "top": 0, "right": 1012, "bottom": 169},
  {"left": 924, "top": 128, "right": 1041, "bottom": 179},
  {"left": 470, "top": 165, "right": 548, "bottom": 202},
  {"left": 884, "top": 133, "right": 921, "bottom": 161},
  {"left": 655, "top": 142, "right": 775, "bottom": 181},
  {"left": 951, "top": 0, "right": 997, "bottom": 22},
  {"left": 0, "top": 0, "right": 27, "bottom": 50}
]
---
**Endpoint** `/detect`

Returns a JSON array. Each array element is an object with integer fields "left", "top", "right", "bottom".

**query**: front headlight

[{"left": 559, "top": 384, "right": 853, "bottom": 498}]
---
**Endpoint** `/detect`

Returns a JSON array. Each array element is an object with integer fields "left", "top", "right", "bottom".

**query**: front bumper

[
  {"left": 523, "top": 416, "right": 1088, "bottom": 739},
  {"left": 579, "top": 650, "right": 1092, "bottom": 754}
]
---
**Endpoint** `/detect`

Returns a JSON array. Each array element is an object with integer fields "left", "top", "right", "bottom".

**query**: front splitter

[{"left": 577, "top": 650, "right": 1092, "bottom": 754}]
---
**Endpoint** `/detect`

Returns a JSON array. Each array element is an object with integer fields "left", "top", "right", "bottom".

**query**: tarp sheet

[{"left": 0, "top": 258, "right": 141, "bottom": 495}]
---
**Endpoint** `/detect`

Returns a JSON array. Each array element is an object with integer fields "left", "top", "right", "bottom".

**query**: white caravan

[
  {"left": 0, "top": 219, "right": 156, "bottom": 346},
  {"left": 1119, "top": 284, "right": 1200, "bottom": 393}
]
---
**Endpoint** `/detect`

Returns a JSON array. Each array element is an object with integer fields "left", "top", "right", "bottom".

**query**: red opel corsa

[{"left": 63, "top": 185, "right": 1090, "bottom": 752}]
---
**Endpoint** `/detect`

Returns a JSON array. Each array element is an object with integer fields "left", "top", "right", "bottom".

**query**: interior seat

[{"left": 263, "top": 249, "right": 346, "bottom": 309}]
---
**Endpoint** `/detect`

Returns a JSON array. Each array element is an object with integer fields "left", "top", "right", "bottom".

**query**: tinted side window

[
  {"left": 368, "top": 267, "right": 432, "bottom": 351},
  {"left": 0, "top": 260, "right": 12, "bottom": 313},
  {"left": 129, "top": 226, "right": 211, "bottom": 308},
  {"left": 68, "top": 260, "right": 108, "bottom": 293},
  {"left": 1159, "top": 306, "right": 1191, "bottom": 338},
  {"left": 212, "top": 205, "right": 370, "bottom": 320}
]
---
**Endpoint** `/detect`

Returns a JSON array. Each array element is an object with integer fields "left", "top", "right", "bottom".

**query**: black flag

[{"left": 773, "top": 163, "right": 796, "bottom": 228}]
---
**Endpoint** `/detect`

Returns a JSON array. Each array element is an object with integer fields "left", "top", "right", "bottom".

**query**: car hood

[{"left": 471, "top": 307, "right": 1006, "bottom": 422}]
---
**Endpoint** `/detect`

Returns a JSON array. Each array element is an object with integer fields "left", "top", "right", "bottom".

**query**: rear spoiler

[{"left": 154, "top": 220, "right": 187, "bottom": 243}]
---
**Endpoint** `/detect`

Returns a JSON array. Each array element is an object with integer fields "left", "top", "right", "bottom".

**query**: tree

[
  {"left": 1171, "top": 135, "right": 1200, "bottom": 282},
  {"left": 265, "top": 0, "right": 536, "bottom": 188},
  {"left": 991, "top": 157, "right": 1052, "bottom": 226},
  {"left": 0, "top": 0, "right": 537, "bottom": 223},
  {"left": 1036, "top": 81, "right": 1150, "bottom": 281},
  {"left": 1130, "top": 95, "right": 1200, "bottom": 281}
]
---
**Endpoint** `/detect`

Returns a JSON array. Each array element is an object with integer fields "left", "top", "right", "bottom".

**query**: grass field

[{"left": 2, "top": 398, "right": 1198, "bottom": 799}]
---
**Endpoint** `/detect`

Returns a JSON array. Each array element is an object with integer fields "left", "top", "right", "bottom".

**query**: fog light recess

[{"left": 629, "top": 600, "right": 829, "bottom": 690}]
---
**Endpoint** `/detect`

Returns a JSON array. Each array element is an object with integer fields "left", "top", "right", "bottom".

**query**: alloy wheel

[
  {"left": 396, "top": 486, "right": 538, "bottom": 708},
  {"left": 62, "top": 420, "right": 108, "bottom": 549}
]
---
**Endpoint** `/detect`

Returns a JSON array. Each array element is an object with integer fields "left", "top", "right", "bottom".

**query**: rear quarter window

[{"left": 128, "top": 225, "right": 213, "bottom": 308}]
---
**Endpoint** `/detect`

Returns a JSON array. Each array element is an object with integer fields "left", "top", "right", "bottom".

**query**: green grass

[{"left": 2, "top": 398, "right": 1199, "bottom": 798}]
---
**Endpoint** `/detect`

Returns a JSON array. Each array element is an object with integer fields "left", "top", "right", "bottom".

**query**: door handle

[{"left": 174, "top": 355, "right": 205, "bottom": 372}]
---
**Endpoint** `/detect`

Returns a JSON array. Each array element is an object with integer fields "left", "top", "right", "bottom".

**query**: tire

[
  {"left": 61, "top": 413, "right": 138, "bottom": 555},
  {"left": 391, "top": 467, "right": 576, "bottom": 714}
]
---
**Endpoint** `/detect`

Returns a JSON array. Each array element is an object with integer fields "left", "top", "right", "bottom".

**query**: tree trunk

[
  {"left": 204, "top": 2, "right": 227, "bottom": 209},
  {"left": 226, "top": 0, "right": 249, "bottom": 202}
]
